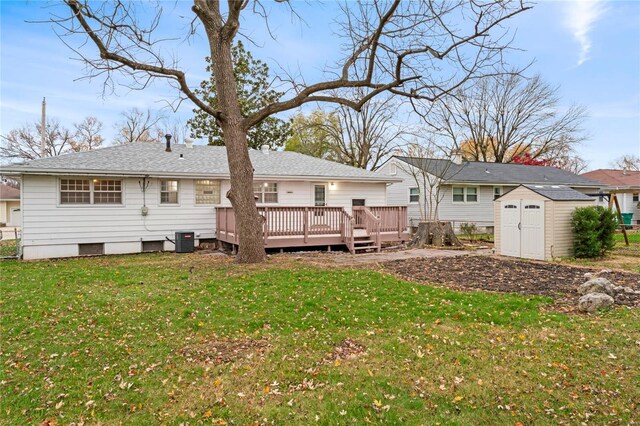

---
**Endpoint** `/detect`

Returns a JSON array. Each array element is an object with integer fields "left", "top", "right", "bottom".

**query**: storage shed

[{"left": 494, "top": 185, "right": 595, "bottom": 260}]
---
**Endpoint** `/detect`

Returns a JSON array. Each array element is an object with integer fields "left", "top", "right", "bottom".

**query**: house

[
  {"left": 580, "top": 169, "right": 640, "bottom": 225},
  {"left": 2, "top": 142, "right": 409, "bottom": 260},
  {"left": 377, "top": 155, "right": 602, "bottom": 231},
  {"left": 0, "top": 183, "right": 21, "bottom": 227}
]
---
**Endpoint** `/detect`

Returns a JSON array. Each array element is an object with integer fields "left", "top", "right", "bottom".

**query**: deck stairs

[{"left": 352, "top": 226, "right": 379, "bottom": 252}]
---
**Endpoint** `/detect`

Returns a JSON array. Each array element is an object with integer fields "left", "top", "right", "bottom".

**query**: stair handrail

[
  {"left": 341, "top": 209, "right": 355, "bottom": 254},
  {"left": 361, "top": 207, "right": 382, "bottom": 252}
]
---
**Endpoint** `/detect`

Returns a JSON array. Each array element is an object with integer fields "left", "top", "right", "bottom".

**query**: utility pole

[{"left": 41, "top": 97, "right": 46, "bottom": 158}]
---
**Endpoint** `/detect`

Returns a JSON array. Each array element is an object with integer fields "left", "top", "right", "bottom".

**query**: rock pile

[{"left": 577, "top": 271, "right": 640, "bottom": 312}]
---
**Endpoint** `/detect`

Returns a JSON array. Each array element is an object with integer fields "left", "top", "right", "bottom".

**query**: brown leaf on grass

[
  {"left": 321, "top": 339, "right": 366, "bottom": 364},
  {"left": 179, "top": 337, "right": 269, "bottom": 365}
]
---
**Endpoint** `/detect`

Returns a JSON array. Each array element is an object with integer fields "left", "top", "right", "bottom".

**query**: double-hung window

[
  {"left": 409, "top": 187, "right": 419, "bottom": 203},
  {"left": 195, "top": 180, "right": 221, "bottom": 205},
  {"left": 60, "top": 179, "right": 91, "bottom": 204},
  {"left": 160, "top": 180, "right": 179, "bottom": 204},
  {"left": 452, "top": 186, "right": 479, "bottom": 203},
  {"left": 254, "top": 182, "right": 278, "bottom": 203},
  {"left": 60, "top": 178, "right": 122, "bottom": 205},
  {"left": 94, "top": 180, "right": 122, "bottom": 204}
]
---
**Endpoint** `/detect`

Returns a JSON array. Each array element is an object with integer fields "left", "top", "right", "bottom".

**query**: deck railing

[
  {"left": 368, "top": 206, "right": 408, "bottom": 238},
  {"left": 216, "top": 205, "right": 406, "bottom": 252}
]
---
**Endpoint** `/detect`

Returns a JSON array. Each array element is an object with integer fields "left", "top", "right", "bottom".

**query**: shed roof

[
  {"left": 392, "top": 156, "right": 602, "bottom": 187},
  {"left": 511, "top": 184, "right": 595, "bottom": 201},
  {"left": 2, "top": 143, "right": 398, "bottom": 182}
]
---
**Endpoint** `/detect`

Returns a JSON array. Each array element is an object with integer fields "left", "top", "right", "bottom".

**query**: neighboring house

[
  {"left": 581, "top": 169, "right": 640, "bottom": 224},
  {"left": 0, "top": 183, "right": 21, "bottom": 227},
  {"left": 2, "top": 142, "right": 408, "bottom": 260},
  {"left": 377, "top": 155, "right": 602, "bottom": 230}
]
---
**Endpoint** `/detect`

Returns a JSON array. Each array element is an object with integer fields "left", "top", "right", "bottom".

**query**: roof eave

[{"left": 4, "top": 168, "right": 400, "bottom": 183}]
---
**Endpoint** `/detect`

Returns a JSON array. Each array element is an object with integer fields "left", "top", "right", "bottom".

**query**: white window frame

[
  {"left": 389, "top": 162, "right": 397, "bottom": 175},
  {"left": 160, "top": 179, "right": 179, "bottom": 205},
  {"left": 59, "top": 178, "right": 124, "bottom": 206},
  {"left": 452, "top": 186, "right": 479, "bottom": 203},
  {"left": 409, "top": 187, "right": 419, "bottom": 203},
  {"left": 254, "top": 182, "right": 278, "bottom": 204},
  {"left": 194, "top": 180, "right": 221, "bottom": 205}
]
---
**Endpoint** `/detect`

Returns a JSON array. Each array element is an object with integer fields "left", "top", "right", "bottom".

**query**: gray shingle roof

[
  {"left": 521, "top": 184, "right": 595, "bottom": 201},
  {"left": 394, "top": 156, "right": 602, "bottom": 187},
  {"left": 2, "top": 143, "right": 398, "bottom": 182}
]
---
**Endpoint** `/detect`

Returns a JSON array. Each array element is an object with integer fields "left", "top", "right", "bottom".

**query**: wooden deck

[{"left": 216, "top": 206, "right": 410, "bottom": 254}]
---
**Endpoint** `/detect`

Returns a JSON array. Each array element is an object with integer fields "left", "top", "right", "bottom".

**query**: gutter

[{"left": 3, "top": 169, "right": 402, "bottom": 183}]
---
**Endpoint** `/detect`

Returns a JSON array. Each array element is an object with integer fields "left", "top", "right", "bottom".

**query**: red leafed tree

[{"left": 512, "top": 153, "right": 551, "bottom": 166}]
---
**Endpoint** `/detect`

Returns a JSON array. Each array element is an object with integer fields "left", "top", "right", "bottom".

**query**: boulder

[
  {"left": 578, "top": 293, "right": 615, "bottom": 313},
  {"left": 578, "top": 278, "right": 615, "bottom": 296}
]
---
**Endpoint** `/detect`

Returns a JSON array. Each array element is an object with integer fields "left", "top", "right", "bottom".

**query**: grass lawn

[{"left": 1, "top": 254, "right": 639, "bottom": 425}]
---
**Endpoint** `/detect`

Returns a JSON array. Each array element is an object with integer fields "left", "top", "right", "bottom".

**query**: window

[
  {"left": 466, "top": 187, "right": 478, "bottom": 202},
  {"left": 60, "top": 178, "right": 123, "bottom": 205},
  {"left": 352, "top": 199, "right": 366, "bottom": 207},
  {"left": 389, "top": 163, "right": 397, "bottom": 175},
  {"left": 452, "top": 186, "right": 479, "bottom": 203},
  {"left": 253, "top": 182, "right": 278, "bottom": 203},
  {"left": 94, "top": 180, "right": 122, "bottom": 204},
  {"left": 160, "top": 180, "right": 179, "bottom": 204},
  {"left": 60, "top": 179, "right": 90, "bottom": 204},
  {"left": 409, "top": 187, "right": 419, "bottom": 203},
  {"left": 195, "top": 180, "right": 221, "bottom": 205},
  {"left": 493, "top": 186, "right": 502, "bottom": 200},
  {"left": 633, "top": 193, "right": 639, "bottom": 202},
  {"left": 452, "top": 187, "right": 465, "bottom": 202},
  {"left": 525, "top": 204, "right": 541, "bottom": 209}
]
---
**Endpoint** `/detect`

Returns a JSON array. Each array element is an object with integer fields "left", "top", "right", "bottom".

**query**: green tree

[
  {"left": 188, "top": 41, "right": 289, "bottom": 149},
  {"left": 285, "top": 110, "right": 338, "bottom": 159}
]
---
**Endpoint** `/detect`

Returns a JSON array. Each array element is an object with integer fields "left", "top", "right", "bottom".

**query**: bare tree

[
  {"left": 53, "top": 0, "right": 530, "bottom": 262},
  {"left": 113, "top": 108, "right": 165, "bottom": 144},
  {"left": 397, "top": 141, "right": 462, "bottom": 247},
  {"left": 326, "top": 92, "right": 407, "bottom": 170},
  {"left": 287, "top": 94, "right": 407, "bottom": 170},
  {"left": 610, "top": 154, "right": 640, "bottom": 171},
  {"left": 1, "top": 119, "right": 74, "bottom": 162},
  {"left": 71, "top": 116, "right": 104, "bottom": 151},
  {"left": 424, "top": 73, "right": 586, "bottom": 163}
]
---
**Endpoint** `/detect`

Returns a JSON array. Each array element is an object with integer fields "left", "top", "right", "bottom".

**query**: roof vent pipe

[
  {"left": 261, "top": 144, "right": 269, "bottom": 154},
  {"left": 165, "top": 134, "right": 172, "bottom": 152},
  {"left": 185, "top": 138, "right": 193, "bottom": 149},
  {"left": 451, "top": 149, "right": 463, "bottom": 165}
]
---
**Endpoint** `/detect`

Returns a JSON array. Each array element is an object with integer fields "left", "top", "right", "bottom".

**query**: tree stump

[{"left": 411, "top": 221, "right": 463, "bottom": 247}]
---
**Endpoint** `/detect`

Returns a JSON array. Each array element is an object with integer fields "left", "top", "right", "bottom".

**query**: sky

[{"left": 1, "top": 0, "right": 639, "bottom": 171}]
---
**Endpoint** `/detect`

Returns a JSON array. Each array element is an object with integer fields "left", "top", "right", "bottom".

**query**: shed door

[
  {"left": 520, "top": 202, "right": 544, "bottom": 260},
  {"left": 500, "top": 202, "right": 521, "bottom": 257},
  {"left": 500, "top": 200, "right": 545, "bottom": 260}
]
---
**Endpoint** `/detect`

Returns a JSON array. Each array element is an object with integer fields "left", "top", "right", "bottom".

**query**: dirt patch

[
  {"left": 180, "top": 337, "right": 269, "bottom": 365},
  {"left": 321, "top": 339, "right": 366, "bottom": 364},
  {"left": 383, "top": 256, "right": 640, "bottom": 308}
]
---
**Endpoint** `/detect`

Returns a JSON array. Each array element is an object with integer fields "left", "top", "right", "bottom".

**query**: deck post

[
  {"left": 303, "top": 207, "right": 308, "bottom": 243},
  {"left": 397, "top": 207, "right": 402, "bottom": 238}
]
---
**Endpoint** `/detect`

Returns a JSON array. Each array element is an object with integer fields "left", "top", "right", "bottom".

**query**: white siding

[
  {"left": 21, "top": 175, "right": 388, "bottom": 259},
  {"left": 378, "top": 161, "right": 429, "bottom": 224}
]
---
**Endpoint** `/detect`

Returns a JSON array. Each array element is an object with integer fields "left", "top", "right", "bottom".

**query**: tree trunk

[
  {"left": 411, "top": 221, "right": 462, "bottom": 247},
  {"left": 209, "top": 26, "right": 266, "bottom": 263}
]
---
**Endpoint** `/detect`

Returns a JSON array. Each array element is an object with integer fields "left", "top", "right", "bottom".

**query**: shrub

[
  {"left": 572, "top": 206, "right": 618, "bottom": 258},
  {"left": 459, "top": 222, "right": 478, "bottom": 242}
]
